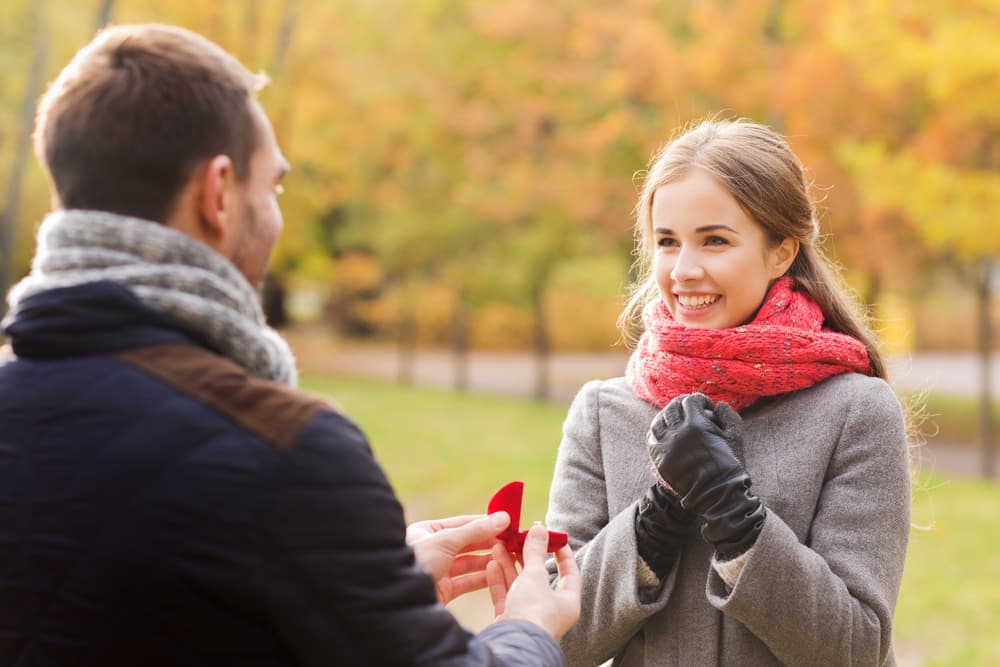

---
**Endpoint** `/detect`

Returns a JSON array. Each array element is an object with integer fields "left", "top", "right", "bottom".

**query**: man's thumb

[
  {"left": 489, "top": 511, "right": 511, "bottom": 532},
  {"left": 450, "top": 511, "right": 509, "bottom": 547}
]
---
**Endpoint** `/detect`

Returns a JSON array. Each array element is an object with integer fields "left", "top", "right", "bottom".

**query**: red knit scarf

[{"left": 626, "top": 277, "right": 871, "bottom": 410}]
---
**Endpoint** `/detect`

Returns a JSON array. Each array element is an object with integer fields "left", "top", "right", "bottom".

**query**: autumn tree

[
  {"left": 0, "top": 1, "right": 46, "bottom": 320},
  {"left": 829, "top": 0, "right": 1000, "bottom": 476},
  {"left": 2, "top": 0, "right": 996, "bottom": 413}
]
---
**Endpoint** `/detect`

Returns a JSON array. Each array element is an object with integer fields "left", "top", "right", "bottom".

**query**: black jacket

[{"left": 0, "top": 281, "right": 563, "bottom": 666}]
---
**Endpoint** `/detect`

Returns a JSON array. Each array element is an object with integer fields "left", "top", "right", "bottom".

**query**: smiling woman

[{"left": 545, "top": 117, "right": 912, "bottom": 667}]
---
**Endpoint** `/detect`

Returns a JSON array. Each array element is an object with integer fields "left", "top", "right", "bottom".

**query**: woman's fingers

[{"left": 552, "top": 544, "right": 581, "bottom": 596}]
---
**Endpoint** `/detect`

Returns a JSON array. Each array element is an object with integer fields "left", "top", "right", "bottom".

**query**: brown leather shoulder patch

[{"left": 113, "top": 343, "right": 328, "bottom": 451}]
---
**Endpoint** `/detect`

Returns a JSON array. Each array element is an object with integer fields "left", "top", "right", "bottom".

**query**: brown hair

[
  {"left": 619, "top": 118, "right": 888, "bottom": 379},
  {"left": 33, "top": 23, "right": 269, "bottom": 223}
]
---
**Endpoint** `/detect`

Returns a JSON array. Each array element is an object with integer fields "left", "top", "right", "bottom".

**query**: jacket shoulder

[
  {"left": 796, "top": 372, "right": 902, "bottom": 419},
  {"left": 568, "top": 376, "right": 657, "bottom": 435},
  {"left": 114, "top": 342, "right": 329, "bottom": 452},
  {"left": 571, "top": 376, "right": 649, "bottom": 414}
]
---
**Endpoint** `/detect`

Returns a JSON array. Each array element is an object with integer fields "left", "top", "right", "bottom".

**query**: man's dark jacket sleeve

[{"left": 258, "top": 410, "right": 564, "bottom": 666}]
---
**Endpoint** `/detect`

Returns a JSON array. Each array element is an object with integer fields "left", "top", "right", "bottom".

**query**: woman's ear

[
  {"left": 196, "top": 154, "right": 236, "bottom": 249},
  {"left": 768, "top": 237, "right": 800, "bottom": 279}
]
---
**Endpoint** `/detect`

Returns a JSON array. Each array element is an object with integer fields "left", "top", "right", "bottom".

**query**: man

[{"left": 0, "top": 23, "right": 579, "bottom": 666}]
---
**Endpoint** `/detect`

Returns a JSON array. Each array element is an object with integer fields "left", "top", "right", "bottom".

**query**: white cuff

[
  {"left": 637, "top": 554, "right": 661, "bottom": 589},
  {"left": 712, "top": 547, "right": 755, "bottom": 588}
]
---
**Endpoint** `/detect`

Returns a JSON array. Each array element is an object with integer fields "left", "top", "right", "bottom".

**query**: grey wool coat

[{"left": 546, "top": 373, "right": 910, "bottom": 667}]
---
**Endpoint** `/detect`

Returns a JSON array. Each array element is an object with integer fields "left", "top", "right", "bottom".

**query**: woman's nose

[{"left": 670, "top": 247, "right": 703, "bottom": 282}]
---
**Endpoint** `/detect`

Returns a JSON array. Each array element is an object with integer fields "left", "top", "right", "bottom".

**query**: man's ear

[
  {"left": 197, "top": 154, "right": 236, "bottom": 249},
  {"left": 768, "top": 237, "right": 800, "bottom": 279}
]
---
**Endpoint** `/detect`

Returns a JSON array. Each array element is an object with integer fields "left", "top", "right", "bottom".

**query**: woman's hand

[
  {"left": 488, "top": 523, "right": 582, "bottom": 641},
  {"left": 648, "top": 393, "right": 766, "bottom": 560}
]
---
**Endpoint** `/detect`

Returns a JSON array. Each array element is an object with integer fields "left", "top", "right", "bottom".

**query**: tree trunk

[
  {"left": 261, "top": 271, "right": 288, "bottom": 328},
  {"left": 271, "top": 0, "right": 299, "bottom": 74},
  {"left": 976, "top": 257, "right": 995, "bottom": 479},
  {"left": 95, "top": 0, "right": 114, "bottom": 29},
  {"left": 531, "top": 280, "right": 550, "bottom": 402},
  {"left": 257, "top": 0, "right": 300, "bottom": 325},
  {"left": 242, "top": 1, "right": 259, "bottom": 59},
  {"left": 0, "top": 2, "right": 47, "bottom": 321},
  {"left": 397, "top": 290, "right": 416, "bottom": 385},
  {"left": 260, "top": 1, "right": 298, "bottom": 145},
  {"left": 864, "top": 270, "right": 882, "bottom": 315},
  {"left": 451, "top": 288, "right": 469, "bottom": 392}
]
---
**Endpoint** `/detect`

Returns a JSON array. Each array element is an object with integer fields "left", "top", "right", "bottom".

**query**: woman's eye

[
  {"left": 705, "top": 235, "right": 729, "bottom": 246},
  {"left": 657, "top": 237, "right": 678, "bottom": 248}
]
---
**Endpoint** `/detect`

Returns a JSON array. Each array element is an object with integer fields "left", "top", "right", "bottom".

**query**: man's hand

[
  {"left": 406, "top": 512, "right": 510, "bottom": 605},
  {"left": 487, "top": 523, "right": 581, "bottom": 641}
]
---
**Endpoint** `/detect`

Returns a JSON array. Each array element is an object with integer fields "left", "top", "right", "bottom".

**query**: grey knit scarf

[{"left": 7, "top": 209, "right": 297, "bottom": 386}]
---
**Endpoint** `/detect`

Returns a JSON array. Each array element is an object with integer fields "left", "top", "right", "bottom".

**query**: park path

[
  {"left": 286, "top": 327, "right": 998, "bottom": 400},
  {"left": 285, "top": 327, "right": 997, "bottom": 478}
]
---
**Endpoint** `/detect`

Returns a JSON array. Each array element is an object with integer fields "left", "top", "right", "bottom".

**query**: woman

[{"left": 546, "top": 118, "right": 910, "bottom": 666}]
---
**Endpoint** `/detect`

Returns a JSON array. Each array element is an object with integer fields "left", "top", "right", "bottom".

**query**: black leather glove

[
  {"left": 635, "top": 482, "right": 698, "bottom": 580},
  {"left": 647, "top": 393, "right": 766, "bottom": 561}
]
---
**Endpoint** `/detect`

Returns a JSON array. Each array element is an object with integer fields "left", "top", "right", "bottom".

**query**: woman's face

[{"left": 651, "top": 168, "right": 797, "bottom": 329}]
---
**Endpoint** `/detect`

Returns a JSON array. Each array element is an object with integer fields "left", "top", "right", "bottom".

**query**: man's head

[{"left": 33, "top": 23, "right": 289, "bottom": 287}]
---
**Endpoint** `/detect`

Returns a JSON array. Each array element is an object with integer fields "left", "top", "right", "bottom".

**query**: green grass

[
  {"left": 301, "top": 374, "right": 567, "bottom": 523},
  {"left": 301, "top": 374, "right": 1000, "bottom": 666},
  {"left": 896, "top": 473, "right": 1000, "bottom": 666}
]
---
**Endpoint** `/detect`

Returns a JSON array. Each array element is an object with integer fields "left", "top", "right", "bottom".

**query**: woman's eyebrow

[
  {"left": 653, "top": 224, "right": 739, "bottom": 235},
  {"left": 697, "top": 224, "right": 739, "bottom": 234}
]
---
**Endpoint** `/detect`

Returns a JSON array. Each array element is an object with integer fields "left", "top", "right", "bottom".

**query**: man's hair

[{"left": 33, "top": 23, "right": 269, "bottom": 223}]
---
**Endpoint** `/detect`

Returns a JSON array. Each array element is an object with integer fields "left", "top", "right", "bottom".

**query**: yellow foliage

[
  {"left": 334, "top": 253, "right": 382, "bottom": 296},
  {"left": 470, "top": 303, "right": 534, "bottom": 351},
  {"left": 875, "top": 293, "right": 915, "bottom": 356},
  {"left": 546, "top": 289, "right": 622, "bottom": 351},
  {"left": 409, "top": 284, "right": 456, "bottom": 346},
  {"left": 3, "top": 0, "right": 996, "bottom": 352},
  {"left": 839, "top": 141, "right": 1000, "bottom": 259}
]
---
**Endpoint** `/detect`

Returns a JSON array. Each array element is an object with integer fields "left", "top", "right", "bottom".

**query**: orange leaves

[{"left": 6, "top": 0, "right": 996, "bottom": 348}]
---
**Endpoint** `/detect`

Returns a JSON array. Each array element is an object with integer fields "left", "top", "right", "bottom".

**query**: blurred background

[{"left": 0, "top": 1, "right": 998, "bottom": 664}]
